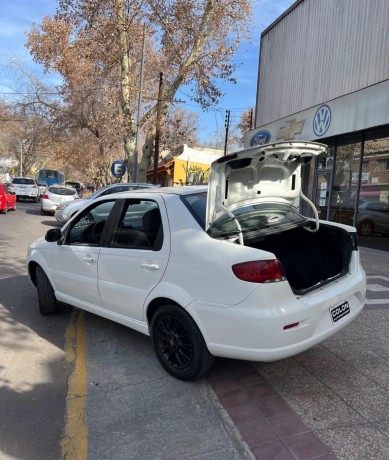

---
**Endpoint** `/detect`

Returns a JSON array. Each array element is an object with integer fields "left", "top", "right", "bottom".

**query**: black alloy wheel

[{"left": 150, "top": 304, "right": 214, "bottom": 381}]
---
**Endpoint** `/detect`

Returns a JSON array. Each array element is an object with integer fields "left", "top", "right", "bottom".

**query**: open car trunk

[{"left": 246, "top": 224, "right": 353, "bottom": 295}]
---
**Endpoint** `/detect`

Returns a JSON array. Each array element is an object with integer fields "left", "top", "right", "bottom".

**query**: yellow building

[{"left": 147, "top": 144, "right": 223, "bottom": 186}]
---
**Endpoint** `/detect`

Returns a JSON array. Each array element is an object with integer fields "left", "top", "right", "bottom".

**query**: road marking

[
  {"left": 366, "top": 275, "right": 389, "bottom": 282},
  {"left": 61, "top": 310, "right": 88, "bottom": 460},
  {"left": 365, "top": 298, "right": 389, "bottom": 305},
  {"left": 366, "top": 284, "right": 389, "bottom": 292}
]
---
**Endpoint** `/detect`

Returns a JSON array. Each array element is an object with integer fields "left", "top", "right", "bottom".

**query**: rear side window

[{"left": 181, "top": 192, "right": 207, "bottom": 229}]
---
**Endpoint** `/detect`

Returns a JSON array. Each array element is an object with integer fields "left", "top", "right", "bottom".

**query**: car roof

[
  {"left": 117, "top": 185, "right": 207, "bottom": 196},
  {"left": 92, "top": 185, "right": 207, "bottom": 201}
]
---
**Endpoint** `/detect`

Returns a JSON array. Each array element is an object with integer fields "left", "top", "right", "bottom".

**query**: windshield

[{"left": 207, "top": 203, "right": 307, "bottom": 239}]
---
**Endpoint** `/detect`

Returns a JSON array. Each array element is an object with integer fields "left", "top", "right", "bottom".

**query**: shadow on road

[{"left": 0, "top": 275, "right": 72, "bottom": 460}]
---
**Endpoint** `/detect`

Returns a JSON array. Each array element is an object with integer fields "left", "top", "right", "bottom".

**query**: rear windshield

[
  {"left": 49, "top": 186, "right": 77, "bottom": 196},
  {"left": 12, "top": 178, "right": 35, "bottom": 185},
  {"left": 207, "top": 203, "right": 307, "bottom": 239}
]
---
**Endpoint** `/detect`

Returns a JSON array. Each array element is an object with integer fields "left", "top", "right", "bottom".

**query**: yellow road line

[{"left": 61, "top": 309, "right": 88, "bottom": 460}]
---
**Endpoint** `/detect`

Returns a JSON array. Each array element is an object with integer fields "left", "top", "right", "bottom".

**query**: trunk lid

[{"left": 206, "top": 141, "right": 326, "bottom": 229}]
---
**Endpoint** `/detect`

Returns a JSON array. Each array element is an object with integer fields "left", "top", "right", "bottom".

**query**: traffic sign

[{"left": 111, "top": 160, "right": 126, "bottom": 178}]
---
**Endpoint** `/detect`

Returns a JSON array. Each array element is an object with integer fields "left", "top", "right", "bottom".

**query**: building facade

[
  {"left": 246, "top": 0, "right": 389, "bottom": 247},
  {"left": 147, "top": 144, "right": 223, "bottom": 186}
]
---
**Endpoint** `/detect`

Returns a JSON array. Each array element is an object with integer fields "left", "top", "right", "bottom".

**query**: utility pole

[
  {"left": 133, "top": 24, "right": 146, "bottom": 182},
  {"left": 153, "top": 72, "right": 163, "bottom": 184},
  {"left": 224, "top": 110, "right": 230, "bottom": 156},
  {"left": 249, "top": 108, "right": 254, "bottom": 130}
]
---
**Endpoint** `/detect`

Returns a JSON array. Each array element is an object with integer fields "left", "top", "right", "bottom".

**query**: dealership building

[{"left": 246, "top": 0, "right": 389, "bottom": 247}]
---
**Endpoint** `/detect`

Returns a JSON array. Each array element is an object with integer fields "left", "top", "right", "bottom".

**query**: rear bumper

[{"left": 187, "top": 257, "right": 366, "bottom": 362}]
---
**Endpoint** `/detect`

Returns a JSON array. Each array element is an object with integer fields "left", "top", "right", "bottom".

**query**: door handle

[
  {"left": 140, "top": 263, "right": 159, "bottom": 270},
  {"left": 83, "top": 256, "right": 96, "bottom": 263}
]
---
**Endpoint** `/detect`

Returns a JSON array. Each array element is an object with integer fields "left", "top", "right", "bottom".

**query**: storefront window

[
  {"left": 356, "top": 136, "right": 389, "bottom": 240},
  {"left": 330, "top": 141, "right": 362, "bottom": 226},
  {"left": 314, "top": 146, "right": 335, "bottom": 220}
]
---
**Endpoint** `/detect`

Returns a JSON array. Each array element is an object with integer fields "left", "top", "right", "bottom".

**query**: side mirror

[{"left": 45, "top": 228, "right": 63, "bottom": 243}]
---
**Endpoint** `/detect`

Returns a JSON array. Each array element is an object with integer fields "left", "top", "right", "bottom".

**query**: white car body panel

[{"left": 53, "top": 245, "right": 102, "bottom": 307}]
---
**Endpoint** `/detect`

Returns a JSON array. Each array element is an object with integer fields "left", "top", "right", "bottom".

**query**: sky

[{"left": 0, "top": 0, "right": 296, "bottom": 144}]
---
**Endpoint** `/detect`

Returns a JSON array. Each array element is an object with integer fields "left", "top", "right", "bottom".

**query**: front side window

[
  {"left": 110, "top": 200, "right": 162, "bottom": 250},
  {"left": 67, "top": 200, "right": 116, "bottom": 246}
]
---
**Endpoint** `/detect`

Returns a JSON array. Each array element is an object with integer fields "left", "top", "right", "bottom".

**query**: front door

[{"left": 52, "top": 199, "right": 117, "bottom": 308}]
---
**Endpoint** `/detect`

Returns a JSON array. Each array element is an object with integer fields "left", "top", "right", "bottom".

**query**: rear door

[{"left": 97, "top": 196, "right": 169, "bottom": 322}]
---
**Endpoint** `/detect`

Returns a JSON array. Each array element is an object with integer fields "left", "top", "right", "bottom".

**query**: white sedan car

[
  {"left": 27, "top": 141, "right": 366, "bottom": 380},
  {"left": 41, "top": 185, "right": 79, "bottom": 215}
]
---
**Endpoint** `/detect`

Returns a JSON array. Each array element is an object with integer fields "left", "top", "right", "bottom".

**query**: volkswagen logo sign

[
  {"left": 250, "top": 130, "right": 271, "bottom": 146},
  {"left": 313, "top": 105, "right": 331, "bottom": 137}
]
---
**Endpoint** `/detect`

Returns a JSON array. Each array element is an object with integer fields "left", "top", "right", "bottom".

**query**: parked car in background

[
  {"left": 54, "top": 182, "right": 158, "bottom": 224},
  {"left": 37, "top": 181, "right": 48, "bottom": 197},
  {"left": 27, "top": 141, "right": 366, "bottom": 381},
  {"left": 65, "top": 181, "right": 85, "bottom": 198},
  {"left": 41, "top": 185, "right": 79, "bottom": 216},
  {"left": 357, "top": 200, "right": 389, "bottom": 236},
  {"left": 10, "top": 177, "right": 39, "bottom": 202},
  {"left": 0, "top": 182, "right": 17, "bottom": 213}
]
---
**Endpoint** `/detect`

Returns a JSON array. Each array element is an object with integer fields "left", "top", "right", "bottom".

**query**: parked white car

[
  {"left": 10, "top": 177, "right": 39, "bottom": 202},
  {"left": 41, "top": 185, "right": 79, "bottom": 215},
  {"left": 27, "top": 141, "right": 366, "bottom": 380}
]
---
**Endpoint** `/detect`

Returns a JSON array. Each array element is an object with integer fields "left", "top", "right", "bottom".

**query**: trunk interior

[{"left": 248, "top": 224, "right": 353, "bottom": 294}]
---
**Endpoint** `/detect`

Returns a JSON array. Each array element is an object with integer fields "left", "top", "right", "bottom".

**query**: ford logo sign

[{"left": 250, "top": 130, "right": 271, "bottom": 147}]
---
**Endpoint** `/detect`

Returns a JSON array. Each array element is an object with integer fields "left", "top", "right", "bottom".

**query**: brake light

[
  {"left": 42, "top": 194, "right": 49, "bottom": 199},
  {"left": 232, "top": 260, "right": 285, "bottom": 283}
]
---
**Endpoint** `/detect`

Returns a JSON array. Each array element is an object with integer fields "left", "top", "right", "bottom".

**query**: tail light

[
  {"left": 42, "top": 194, "right": 49, "bottom": 200},
  {"left": 232, "top": 260, "right": 285, "bottom": 283}
]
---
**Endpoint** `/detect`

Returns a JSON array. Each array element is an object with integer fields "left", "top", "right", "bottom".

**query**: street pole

[
  {"left": 153, "top": 72, "right": 163, "bottom": 184},
  {"left": 133, "top": 24, "right": 146, "bottom": 182},
  {"left": 224, "top": 110, "right": 230, "bottom": 156}
]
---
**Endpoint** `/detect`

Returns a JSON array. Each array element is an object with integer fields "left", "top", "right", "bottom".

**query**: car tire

[
  {"left": 150, "top": 304, "right": 214, "bottom": 381},
  {"left": 36, "top": 266, "right": 58, "bottom": 315},
  {"left": 1, "top": 203, "right": 8, "bottom": 214},
  {"left": 358, "top": 220, "right": 374, "bottom": 236}
]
